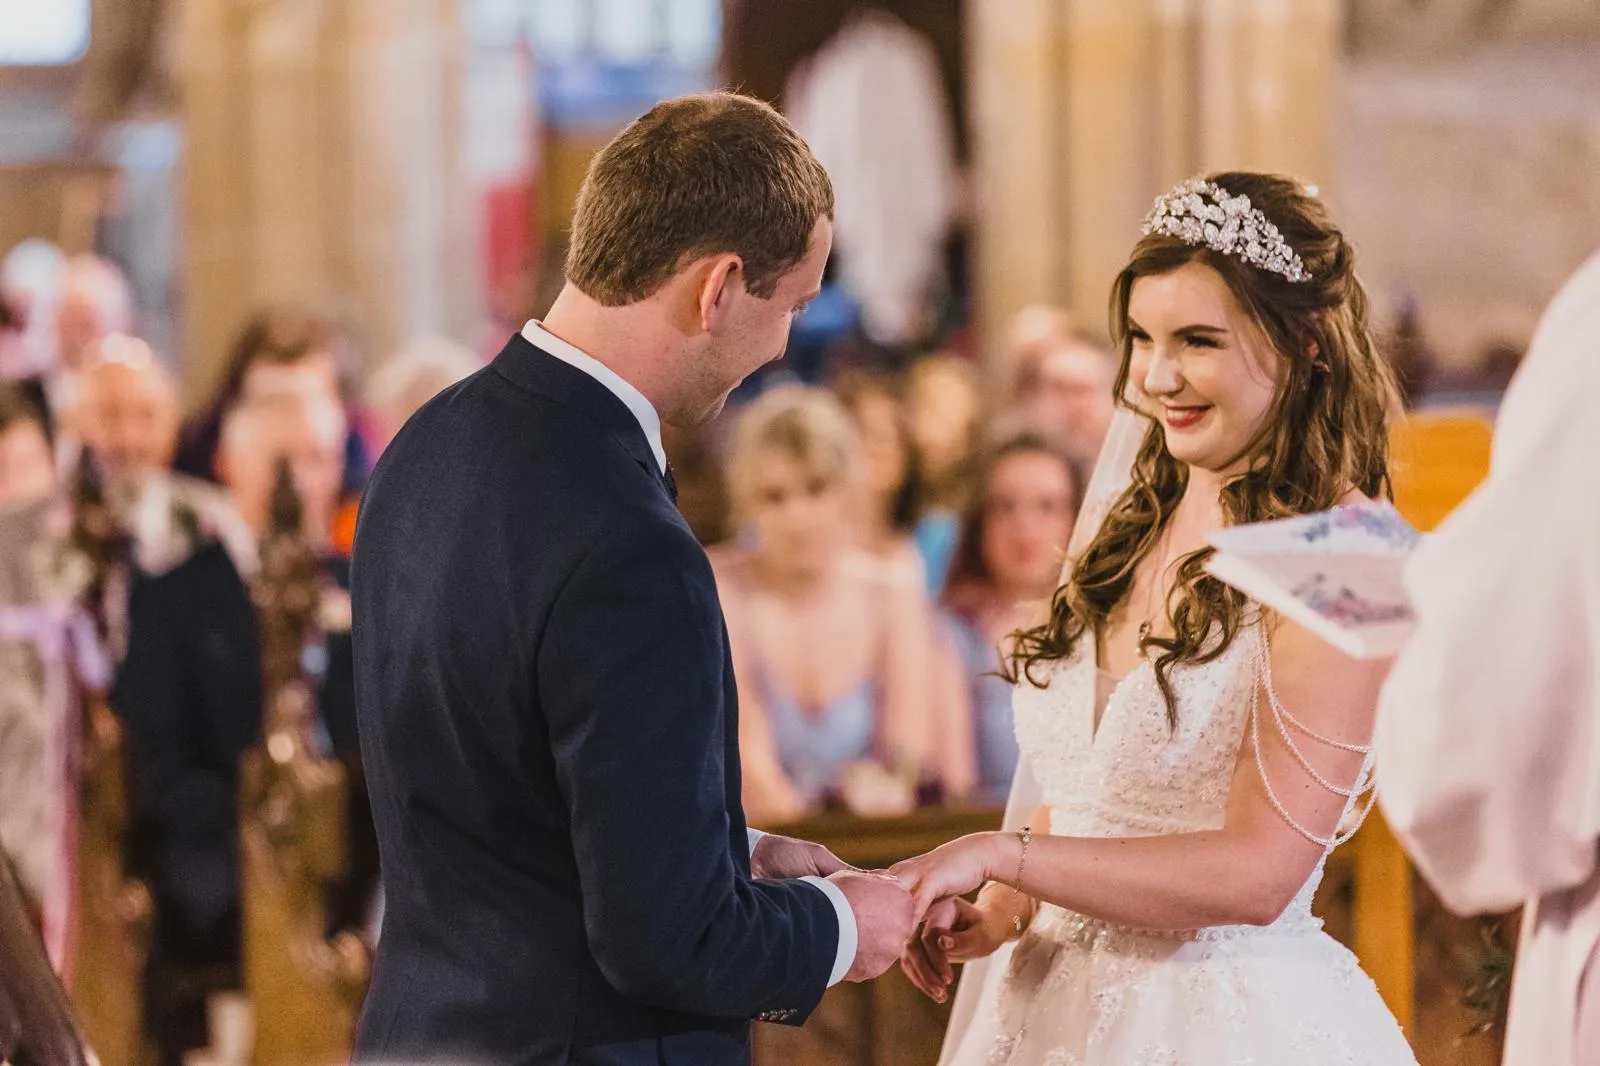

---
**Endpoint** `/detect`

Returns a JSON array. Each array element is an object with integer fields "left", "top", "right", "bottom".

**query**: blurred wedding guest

[
  {"left": 1375, "top": 250, "right": 1600, "bottom": 1066},
  {"left": 0, "top": 386, "right": 111, "bottom": 972},
  {"left": 174, "top": 306, "right": 367, "bottom": 488},
  {"left": 835, "top": 368, "right": 926, "bottom": 585},
  {"left": 663, "top": 422, "right": 732, "bottom": 547},
  {"left": 906, "top": 354, "right": 983, "bottom": 592},
  {"left": 47, "top": 257, "right": 136, "bottom": 466},
  {"left": 0, "top": 385, "right": 57, "bottom": 509},
  {"left": 940, "top": 429, "right": 1081, "bottom": 802},
  {"left": 0, "top": 290, "right": 31, "bottom": 380},
  {"left": 785, "top": 9, "right": 957, "bottom": 347},
  {"left": 0, "top": 250, "right": 62, "bottom": 475},
  {"left": 712, "top": 387, "right": 972, "bottom": 822},
  {"left": 56, "top": 255, "right": 135, "bottom": 374},
  {"left": 1473, "top": 339, "right": 1523, "bottom": 396},
  {"left": 1009, "top": 319, "right": 1117, "bottom": 469},
  {"left": 1384, "top": 298, "right": 1428, "bottom": 409},
  {"left": 906, "top": 353, "right": 982, "bottom": 511},
  {"left": 0, "top": 240, "right": 66, "bottom": 379},
  {"left": 219, "top": 387, "right": 347, "bottom": 562},
  {"left": 1003, "top": 304, "right": 1079, "bottom": 372},
  {"left": 76, "top": 335, "right": 252, "bottom": 574},
  {"left": 76, "top": 334, "right": 179, "bottom": 477},
  {"left": 214, "top": 386, "right": 374, "bottom": 935},
  {"left": 0, "top": 295, "right": 53, "bottom": 461},
  {"left": 116, "top": 384, "right": 365, "bottom": 1066},
  {"left": 362, "top": 335, "right": 482, "bottom": 455}
]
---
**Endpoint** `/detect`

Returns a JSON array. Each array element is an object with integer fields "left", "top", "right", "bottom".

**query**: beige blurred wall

[
  {"left": 967, "top": 0, "right": 1600, "bottom": 371},
  {"left": 1348, "top": 0, "right": 1600, "bottom": 55},
  {"left": 11, "top": 0, "right": 1597, "bottom": 384},
  {"left": 1340, "top": 7, "right": 1600, "bottom": 366}
]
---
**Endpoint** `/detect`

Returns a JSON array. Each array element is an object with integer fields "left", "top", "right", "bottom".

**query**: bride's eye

[{"left": 1127, "top": 328, "right": 1152, "bottom": 345}]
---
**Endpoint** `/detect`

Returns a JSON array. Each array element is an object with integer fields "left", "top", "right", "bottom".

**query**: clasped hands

[
  {"left": 890, "top": 831, "right": 1028, "bottom": 1003},
  {"left": 752, "top": 831, "right": 1018, "bottom": 993}
]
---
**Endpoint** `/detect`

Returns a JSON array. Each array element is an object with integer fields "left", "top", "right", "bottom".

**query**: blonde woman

[{"left": 713, "top": 386, "right": 973, "bottom": 822}]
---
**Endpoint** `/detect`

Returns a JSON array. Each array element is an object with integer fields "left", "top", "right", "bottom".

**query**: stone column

[
  {"left": 342, "top": 0, "right": 477, "bottom": 359},
  {"left": 176, "top": 0, "right": 477, "bottom": 405},
  {"left": 175, "top": 0, "right": 251, "bottom": 404},
  {"left": 1152, "top": 0, "right": 1201, "bottom": 188},
  {"left": 966, "top": 0, "right": 1065, "bottom": 362},
  {"left": 1058, "top": 0, "right": 1164, "bottom": 322},
  {"left": 966, "top": 0, "right": 1340, "bottom": 355},
  {"left": 241, "top": 0, "right": 333, "bottom": 314},
  {"left": 1197, "top": 0, "right": 1340, "bottom": 187}
]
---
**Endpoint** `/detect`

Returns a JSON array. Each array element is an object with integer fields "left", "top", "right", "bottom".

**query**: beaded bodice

[{"left": 1013, "top": 623, "right": 1328, "bottom": 928}]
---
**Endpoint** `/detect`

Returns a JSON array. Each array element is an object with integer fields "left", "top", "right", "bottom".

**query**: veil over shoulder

[{"left": 938, "top": 401, "right": 1146, "bottom": 1064}]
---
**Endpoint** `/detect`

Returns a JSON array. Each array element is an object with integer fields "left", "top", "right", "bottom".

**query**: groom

[{"left": 350, "top": 92, "right": 914, "bottom": 1065}]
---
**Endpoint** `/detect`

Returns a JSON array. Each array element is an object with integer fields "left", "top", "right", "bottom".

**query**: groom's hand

[
  {"left": 830, "top": 871, "right": 916, "bottom": 983},
  {"left": 750, "top": 834, "right": 854, "bottom": 880}
]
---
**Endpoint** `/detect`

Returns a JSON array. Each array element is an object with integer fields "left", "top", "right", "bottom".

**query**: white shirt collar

[{"left": 520, "top": 320, "right": 667, "bottom": 475}]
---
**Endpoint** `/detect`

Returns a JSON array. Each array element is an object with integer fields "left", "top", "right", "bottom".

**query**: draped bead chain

[{"left": 1248, "top": 629, "right": 1378, "bottom": 849}]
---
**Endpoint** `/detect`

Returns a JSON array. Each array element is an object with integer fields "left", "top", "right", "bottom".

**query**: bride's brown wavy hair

[{"left": 1005, "top": 171, "right": 1401, "bottom": 723}]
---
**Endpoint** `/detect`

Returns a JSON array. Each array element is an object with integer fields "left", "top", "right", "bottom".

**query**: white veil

[{"left": 937, "top": 400, "right": 1148, "bottom": 1064}]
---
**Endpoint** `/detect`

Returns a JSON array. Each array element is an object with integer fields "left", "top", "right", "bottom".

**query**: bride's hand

[
  {"left": 900, "top": 896, "right": 1014, "bottom": 1002},
  {"left": 890, "top": 832, "right": 1008, "bottom": 919}
]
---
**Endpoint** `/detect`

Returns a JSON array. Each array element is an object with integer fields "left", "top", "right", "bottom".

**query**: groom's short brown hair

[{"left": 564, "top": 92, "right": 834, "bottom": 307}]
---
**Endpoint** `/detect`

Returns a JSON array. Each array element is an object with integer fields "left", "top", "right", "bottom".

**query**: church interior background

[{"left": 2, "top": 0, "right": 1598, "bottom": 1063}]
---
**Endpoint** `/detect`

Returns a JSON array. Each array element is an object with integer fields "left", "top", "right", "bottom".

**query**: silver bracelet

[{"left": 1009, "top": 826, "right": 1033, "bottom": 936}]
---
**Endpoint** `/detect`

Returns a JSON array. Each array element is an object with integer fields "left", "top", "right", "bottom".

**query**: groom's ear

[{"left": 692, "top": 253, "right": 746, "bottom": 335}]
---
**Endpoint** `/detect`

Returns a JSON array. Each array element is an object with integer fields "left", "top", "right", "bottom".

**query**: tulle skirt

[{"left": 942, "top": 905, "right": 1419, "bottom": 1066}]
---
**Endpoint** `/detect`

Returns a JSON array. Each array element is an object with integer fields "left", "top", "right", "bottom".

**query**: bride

[{"left": 892, "top": 173, "right": 1419, "bottom": 1065}]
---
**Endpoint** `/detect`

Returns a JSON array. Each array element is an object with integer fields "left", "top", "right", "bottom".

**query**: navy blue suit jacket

[{"left": 350, "top": 334, "right": 839, "bottom": 1066}]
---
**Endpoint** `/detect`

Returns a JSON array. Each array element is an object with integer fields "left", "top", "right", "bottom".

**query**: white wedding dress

[{"left": 940, "top": 620, "right": 1418, "bottom": 1066}]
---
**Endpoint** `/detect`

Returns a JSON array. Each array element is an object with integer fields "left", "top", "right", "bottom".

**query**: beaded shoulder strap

[{"left": 1247, "top": 626, "right": 1378, "bottom": 849}]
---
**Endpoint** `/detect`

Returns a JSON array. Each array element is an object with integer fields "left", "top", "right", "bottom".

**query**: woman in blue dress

[{"left": 712, "top": 386, "right": 974, "bottom": 821}]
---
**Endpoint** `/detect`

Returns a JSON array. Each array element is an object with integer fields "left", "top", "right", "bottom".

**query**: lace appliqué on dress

[{"left": 962, "top": 621, "right": 1418, "bottom": 1066}]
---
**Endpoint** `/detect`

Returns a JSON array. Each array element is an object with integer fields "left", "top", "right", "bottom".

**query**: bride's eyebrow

[{"left": 1127, "top": 317, "right": 1229, "bottom": 337}]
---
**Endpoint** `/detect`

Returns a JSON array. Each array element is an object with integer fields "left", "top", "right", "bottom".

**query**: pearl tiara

[{"left": 1142, "top": 178, "right": 1311, "bottom": 283}]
